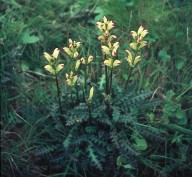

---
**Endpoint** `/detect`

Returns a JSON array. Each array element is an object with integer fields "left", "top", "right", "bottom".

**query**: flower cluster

[
  {"left": 63, "top": 39, "right": 81, "bottom": 58},
  {"left": 65, "top": 71, "right": 78, "bottom": 87},
  {"left": 75, "top": 55, "right": 94, "bottom": 70},
  {"left": 44, "top": 48, "right": 64, "bottom": 75},
  {"left": 130, "top": 26, "right": 148, "bottom": 51},
  {"left": 96, "top": 16, "right": 121, "bottom": 69},
  {"left": 126, "top": 26, "right": 148, "bottom": 67},
  {"left": 96, "top": 16, "right": 115, "bottom": 43}
]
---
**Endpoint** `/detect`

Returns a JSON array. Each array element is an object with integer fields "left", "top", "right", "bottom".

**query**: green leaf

[
  {"left": 116, "top": 156, "right": 123, "bottom": 167},
  {"left": 123, "top": 164, "right": 135, "bottom": 170},
  {"left": 176, "top": 110, "right": 186, "bottom": 119},
  {"left": 158, "top": 50, "right": 171, "bottom": 62},
  {"left": 21, "top": 62, "right": 29, "bottom": 71},
  {"left": 176, "top": 60, "right": 185, "bottom": 70},
  {"left": 131, "top": 132, "right": 147, "bottom": 151},
  {"left": 22, "top": 29, "right": 40, "bottom": 44}
]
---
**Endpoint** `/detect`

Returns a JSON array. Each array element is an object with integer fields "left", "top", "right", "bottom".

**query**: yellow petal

[
  {"left": 107, "top": 35, "right": 116, "bottom": 43},
  {"left": 126, "top": 50, "right": 133, "bottom": 66},
  {"left": 80, "top": 57, "right": 86, "bottom": 64},
  {"left": 98, "top": 35, "right": 105, "bottom": 42},
  {"left": 63, "top": 47, "right": 72, "bottom": 56},
  {"left": 103, "top": 16, "right": 108, "bottom": 24},
  {"left": 104, "top": 58, "right": 113, "bottom": 68},
  {"left": 72, "top": 76, "right": 78, "bottom": 85},
  {"left": 52, "top": 48, "right": 60, "bottom": 59},
  {"left": 112, "top": 50, "right": 117, "bottom": 56},
  {"left": 43, "top": 52, "right": 52, "bottom": 62},
  {"left": 88, "top": 55, "right": 94, "bottom": 64},
  {"left": 56, "top": 64, "right": 64, "bottom": 73},
  {"left": 88, "top": 87, "right": 94, "bottom": 101},
  {"left": 44, "top": 65, "right": 55, "bottom": 75},
  {"left": 66, "top": 79, "right": 72, "bottom": 86},
  {"left": 130, "top": 31, "right": 137, "bottom": 39},
  {"left": 101, "top": 46, "right": 110, "bottom": 55},
  {"left": 96, "top": 22, "right": 104, "bottom": 31},
  {"left": 75, "top": 60, "right": 81, "bottom": 70},
  {"left": 107, "top": 20, "right": 115, "bottom": 31},
  {"left": 73, "top": 51, "right": 79, "bottom": 58},
  {"left": 130, "top": 42, "right": 138, "bottom": 50},
  {"left": 104, "top": 30, "right": 109, "bottom": 37},
  {"left": 113, "top": 60, "right": 121, "bottom": 67},
  {"left": 66, "top": 73, "right": 69, "bottom": 79},
  {"left": 137, "top": 26, "right": 144, "bottom": 35},
  {"left": 75, "top": 42, "right": 81, "bottom": 48},
  {"left": 140, "top": 30, "right": 148, "bottom": 38},
  {"left": 133, "top": 56, "right": 141, "bottom": 65},
  {"left": 138, "top": 41, "right": 147, "bottom": 50},
  {"left": 69, "top": 39, "right": 72, "bottom": 44}
]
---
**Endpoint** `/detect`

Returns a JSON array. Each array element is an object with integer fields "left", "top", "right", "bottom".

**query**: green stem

[
  {"left": 124, "top": 67, "right": 133, "bottom": 90},
  {"left": 55, "top": 74, "right": 62, "bottom": 113},
  {"left": 85, "top": 64, "right": 88, "bottom": 93},
  {"left": 75, "top": 82, "right": 79, "bottom": 102},
  {"left": 88, "top": 105, "right": 92, "bottom": 119},
  {"left": 109, "top": 69, "right": 113, "bottom": 95},
  {"left": 124, "top": 50, "right": 139, "bottom": 90},
  {"left": 105, "top": 65, "right": 108, "bottom": 95}
]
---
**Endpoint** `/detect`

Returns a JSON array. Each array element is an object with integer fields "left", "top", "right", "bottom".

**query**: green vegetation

[{"left": 1, "top": 0, "right": 192, "bottom": 177}]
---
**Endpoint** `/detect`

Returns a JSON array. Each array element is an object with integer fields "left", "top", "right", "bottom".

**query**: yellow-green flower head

[
  {"left": 101, "top": 42, "right": 119, "bottom": 57},
  {"left": 75, "top": 55, "right": 94, "bottom": 70},
  {"left": 63, "top": 39, "right": 81, "bottom": 58},
  {"left": 104, "top": 58, "right": 121, "bottom": 69},
  {"left": 65, "top": 71, "right": 78, "bottom": 86},
  {"left": 43, "top": 48, "right": 60, "bottom": 62},
  {"left": 125, "top": 50, "right": 141, "bottom": 67},
  {"left": 130, "top": 26, "right": 148, "bottom": 40},
  {"left": 43, "top": 48, "right": 64, "bottom": 75},
  {"left": 44, "top": 64, "right": 64, "bottom": 75},
  {"left": 96, "top": 16, "right": 115, "bottom": 32}
]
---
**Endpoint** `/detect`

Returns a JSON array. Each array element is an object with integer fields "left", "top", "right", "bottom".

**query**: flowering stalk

[
  {"left": 96, "top": 16, "right": 121, "bottom": 118},
  {"left": 43, "top": 48, "right": 64, "bottom": 113},
  {"left": 97, "top": 16, "right": 121, "bottom": 96},
  {"left": 75, "top": 55, "right": 93, "bottom": 96},
  {"left": 55, "top": 72, "right": 62, "bottom": 113},
  {"left": 124, "top": 26, "right": 148, "bottom": 90},
  {"left": 63, "top": 39, "right": 82, "bottom": 102},
  {"left": 86, "top": 87, "right": 94, "bottom": 119}
]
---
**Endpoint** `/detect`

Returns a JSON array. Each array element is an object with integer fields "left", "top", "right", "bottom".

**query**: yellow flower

[
  {"left": 101, "top": 42, "right": 119, "bottom": 56},
  {"left": 43, "top": 48, "right": 64, "bottom": 75},
  {"left": 104, "top": 58, "right": 121, "bottom": 68},
  {"left": 107, "top": 35, "right": 117, "bottom": 43},
  {"left": 101, "top": 46, "right": 111, "bottom": 55},
  {"left": 43, "top": 48, "right": 60, "bottom": 62},
  {"left": 44, "top": 65, "right": 55, "bottom": 74},
  {"left": 130, "top": 26, "right": 148, "bottom": 40},
  {"left": 138, "top": 41, "right": 147, "bottom": 50},
  {"left": 56, "top": 64, "right": 64, "bottom": 73},
  {"left": 75, "top": 60, "right": 81, "bottom": 70},
  {"left": 130, "top": 42, "right": 138, "bottom": 50},
  {"left": 66, "top": 71, "right": 78, "bottom": 86},
  {"left": 88, "top": 87, "right": 94, "bottom": 101},
  {"left": 43, "top": 52, "right": 53, "bottom": 62},
  {"left": 52, "top": 48, "right": 60, "bottom": 59},
  {"left": 63, "top": 39, "right": 81, "bottom": 58},
  {"left": 96, "top": 16, "right": 115, "bottom": 32},
  {"left": 125, "top": 50, "right": 141, "bottom": 67}
]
